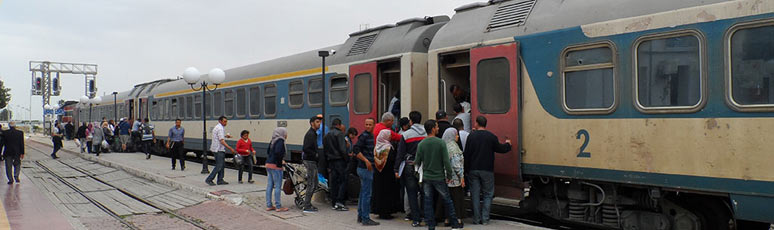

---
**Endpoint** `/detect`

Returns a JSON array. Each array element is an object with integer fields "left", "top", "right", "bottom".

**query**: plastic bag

[
  {"left": 101, "top": 140, "right": 109, "bottom": 149},
  {"left": 234, "top": 154, "right": 243, "bottom": 165}
]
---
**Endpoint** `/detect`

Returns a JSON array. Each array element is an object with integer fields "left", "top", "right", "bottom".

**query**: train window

[
  {"left": 264, "top": 84, "right": 277, "bottom": 117},
  {"left": 635, "top": 31, "right": 704, "bottom": 112},
  {"left": 151, "top": 100, "right": 158, "bottom": 120},
  {"left": 476, "top": 58, "right": 510, "bottom": 114},
  {"left": 163, "top": 99, "right": 170, "bottom": 120},
  {"left": 205, "top": 92, "right": 213, "bottom": 118},
  {"left": 186, "top": 96, "right": 193, "bottom": 119},
  {"left": 308, "top": 78, "right": 323, "bottom": 107},
  {"left": 561, "top": 43, "right": 616, "bottom": 114},
  {"left": 354, "top": 73, "right": 372, "bottom": 114},
  {"left": 249, "top": 86, "right": 261, "bottom": 117},
  {"left": 236, "top": 88, "right": 246, "bottom": 116},
  {"left": 729, "top": 22, "right": 774, "bottom": 110},
  {"left": 178, "top": 96, "right": 185, "bottom": 119},
  {"left": 288, "top": 80, "right": 304, "bottom": 108},
  {"left": 213, "top": 92, "right": 222, "bottom": 117},
  {"left": 330, "top": 75, "right": 348, "bottom": 106},
  {"left": 170, "top": 98, "right": 178, "bottom": 120},
  {"left": 224, "top": 90, "right": 234, "bottom": 117},
  {"left": 193, "top": 94, "right": 202, "bottom": 119}
]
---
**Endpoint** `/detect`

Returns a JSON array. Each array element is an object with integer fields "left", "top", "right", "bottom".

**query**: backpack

[{"left": 142, "top": 124, "right": 153, "bottom": 135}]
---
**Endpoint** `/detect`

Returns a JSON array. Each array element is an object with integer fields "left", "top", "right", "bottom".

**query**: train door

[
  {"left": 349, "top": 62, "right": 378, "bottom": 135},
  {"left": 127, "top": 99, "right": 134, "bottom": 120},
  {"left": 470, "top": 42, "right": 522, "bottom": 199},
  {"left": 378, "top": 60, "right": 401, "bottom": 117},
  {"left": 139, "top": 98, "right": 148, "bottom": 120}
]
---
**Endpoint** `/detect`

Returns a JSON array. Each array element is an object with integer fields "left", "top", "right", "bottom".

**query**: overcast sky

[{"left": 0, "top": 0, "right": 471, "bottom": 120}]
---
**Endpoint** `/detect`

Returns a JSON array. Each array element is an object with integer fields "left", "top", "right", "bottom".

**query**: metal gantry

[{"left": 29, "top": 61, "right": 98, "bottom": 132}]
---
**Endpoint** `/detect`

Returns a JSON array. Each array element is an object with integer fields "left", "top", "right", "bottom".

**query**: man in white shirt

[
  {"left": 453, "top": 104, "right": 471, "bottom": 132},
  {"left": 205, "top": 116, "right": 235, "bottom": 186}
]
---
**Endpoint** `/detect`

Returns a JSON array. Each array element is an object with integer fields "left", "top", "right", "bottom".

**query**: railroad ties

[{"left": 25, "top": 157, "right": 205, "bottom": 218}]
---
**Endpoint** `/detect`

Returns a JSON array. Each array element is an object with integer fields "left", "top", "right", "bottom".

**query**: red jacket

[
  {"left": 236, "top": 138, "right": 254, "bottom": 156},
  {"left": 374, "top": 123, "right": 402, "bottom": 143}
]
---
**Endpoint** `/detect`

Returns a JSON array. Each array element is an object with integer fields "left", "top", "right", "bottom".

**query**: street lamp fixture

[
  {"left": 183, "top": 67, "right": 225, "bottom": 174},
  {"left": 317, "top": 50, "right": 334, "bottom": 154}
]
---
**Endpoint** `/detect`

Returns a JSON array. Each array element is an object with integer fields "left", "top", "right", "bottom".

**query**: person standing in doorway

[
  {"left": 166, "top": 119, "right": 186, "bottom": 170},
  {"left": 265, "top": 127, "right": 289, "bottom": 212},
  {"left": 452, "top": 104, "right": 471, "bottom": 133},
  {"left": 302, "top": 116, "right": 322, "bottom": 212},
  {"left": 236, "top": 130, "right": 255, "bottom": 183},
  {"left": 354, "top": 117, "right": 379, "bottom": 226},
  {"left": 449, "top": 85, "right": 471, "bottom": 113},
  {"left": 51, "top": 121, "right": 63, "bottom": 159},
  {"left": 205, "top": 116, "right": 234, "bottom": 186},
  {"left": 414, "top": 120, "right": 462, "bottom": 230},
  {"left": 324, "top": 118, "right": 349, "bottom": 211},
  {"left": 463, "top": 116, "right": 512, "bottom": 225},
  {"left": 140, "top": 118, "right": 156, "bottom": 159},
  {"left": 3, "top": 122, "right": 24, "bottom": 184}
]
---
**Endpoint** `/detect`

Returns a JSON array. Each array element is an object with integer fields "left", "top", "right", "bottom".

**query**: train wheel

[{"left": 685, "top": 197, "right": 733, "bottom": 230}]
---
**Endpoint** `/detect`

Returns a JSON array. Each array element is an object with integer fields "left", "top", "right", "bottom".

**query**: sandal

[
  {"left": 266, "top": 207, "right": 276, "bottom": 211},
  {"left": 276, "top": 207, "right": 289, "bottom": 212}
]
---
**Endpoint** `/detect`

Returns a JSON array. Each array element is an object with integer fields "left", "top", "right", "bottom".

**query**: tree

[{"left": 0, "top": 80, "right": 11, "bottom": 109}]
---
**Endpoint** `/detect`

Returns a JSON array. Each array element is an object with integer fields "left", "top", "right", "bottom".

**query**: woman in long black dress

[{"left": 371, "top": 130, "right": 403, "bottom": 219}]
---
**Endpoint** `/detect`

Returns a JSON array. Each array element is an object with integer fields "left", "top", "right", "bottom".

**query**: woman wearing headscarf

[
  {"left": 371, "top": 129, "right": 402, "bottom": 219},
  {"left": 91, "top": 122, "right": 106, "bottom": 156},
  {"left": 435, "top": 128, "right": 466, "bottom": 225},
  {"left": 265, "top": 127, "right": 289, "bottom": 212}
]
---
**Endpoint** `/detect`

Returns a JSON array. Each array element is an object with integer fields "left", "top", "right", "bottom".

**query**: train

[{"left": 71, "top": 0, "right": 774, "bottom": 229}]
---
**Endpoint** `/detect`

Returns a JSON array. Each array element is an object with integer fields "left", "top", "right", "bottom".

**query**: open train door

[
  {"left": 349, "top": 62, "right": 378, "bottom": 138},
  {"left": 470, "top": 42, "right": 523, "bottom": 199}
]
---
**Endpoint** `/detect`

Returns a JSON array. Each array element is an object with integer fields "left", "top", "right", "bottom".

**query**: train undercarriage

[{"left": 519, "top": 177, "right": 771, "bottom": 230}]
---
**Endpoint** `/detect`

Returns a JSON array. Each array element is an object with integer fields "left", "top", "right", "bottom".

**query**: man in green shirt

[{"left": 414, "top": 120, "right": 462, "bottom": 230}]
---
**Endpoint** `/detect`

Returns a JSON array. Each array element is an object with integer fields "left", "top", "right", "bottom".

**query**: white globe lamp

[
  {"left": 44, "top": 104, "right": 51, "bottom": 110},
  {"left": 92, "top": 96, "right": 102, "bottom": 105},
  {"left": 208, "top": 68, "right": 226, "bottom": 85},
  {"left": 183, "top": 67, "right": 201, "bottom": 84},
  {"left": 80, "top": 95, "right": 89, "bottom": 104}
]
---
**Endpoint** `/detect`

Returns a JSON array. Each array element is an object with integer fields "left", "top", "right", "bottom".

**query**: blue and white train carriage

[
  {"left": 425, "top": 0, "right": 774, "bottom": 229},
  {"left": 74, "top": 0, "right": 774, "bottom": 228}
]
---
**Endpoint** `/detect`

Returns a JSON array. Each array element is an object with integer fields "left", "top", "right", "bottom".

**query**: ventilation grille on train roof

[
  {"left": 347, "top": 33, "right": 378, "bottom": 56},
  {"left": 486, "top": 0, "right": 536, "bottom": 32}
]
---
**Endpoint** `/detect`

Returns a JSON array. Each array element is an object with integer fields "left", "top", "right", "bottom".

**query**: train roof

[
  {"left": 429, "top": 0, "right": 729, "bottom": 51},
  {"left": 146, "top": 15, "right": 450, "bottom": 98}
]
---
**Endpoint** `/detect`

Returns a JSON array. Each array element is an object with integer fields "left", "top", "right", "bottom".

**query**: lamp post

[
  {"left": 79, "top": 95, "right": 90, "bottom": 122},
  {"left": 318, "top": 50, "right": 331, "bottom": 146},
  {"left": 183, "top": 67, "right": 225, "bottom": 174},
  {"left": 92, "top": 96, "right": 102, "bottom": 123},
  {"left": 112, "top": 92, "right": 118, "bottom": 122}
]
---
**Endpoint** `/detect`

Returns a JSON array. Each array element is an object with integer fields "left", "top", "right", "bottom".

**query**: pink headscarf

[{"left": 373, "top": 129, "right": 392, "bottom": 172}]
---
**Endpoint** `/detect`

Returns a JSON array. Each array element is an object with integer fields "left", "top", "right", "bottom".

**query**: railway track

[{"left": 26, "top": 142, "right": 212, "bottom": 230}]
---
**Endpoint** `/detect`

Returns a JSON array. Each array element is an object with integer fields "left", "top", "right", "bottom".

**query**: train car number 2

[{"left": 575, "top": 129, "right": 591, "bottom": 158}]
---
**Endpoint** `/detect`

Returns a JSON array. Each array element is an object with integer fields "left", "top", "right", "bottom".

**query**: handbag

[
  {"left": 282, "top": 179, "right": 294, "bottom": 195},
  {"left": 234, "top": 153, "right": 243, "bottom": 165}
]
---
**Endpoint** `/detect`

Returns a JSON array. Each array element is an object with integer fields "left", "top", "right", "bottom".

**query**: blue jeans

[
  {"left": 266, "top": 168, "right": 283, "bottom": 208},
  {"left": 205, "top": 151, "right": 226, "bottom": 183},
  {"left": 401, "top": 165, "right": 422, "bottom": 221},
  {"left": 423, "top": 179, "right": 459, "bottom": 228},
  {"left": 469, "top": 170, "right": 495, "bottom": 223},
  {"left": 357, "top": 167, "right": 373, "bottom": 220}
]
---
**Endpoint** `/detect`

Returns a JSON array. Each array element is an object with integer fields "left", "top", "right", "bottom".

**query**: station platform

[
  {"left": 0, "top": 164, "right": 73, "bottom": 230},
  {"left": 26, "top": 134, "right": 548, "bottom": 230}
]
